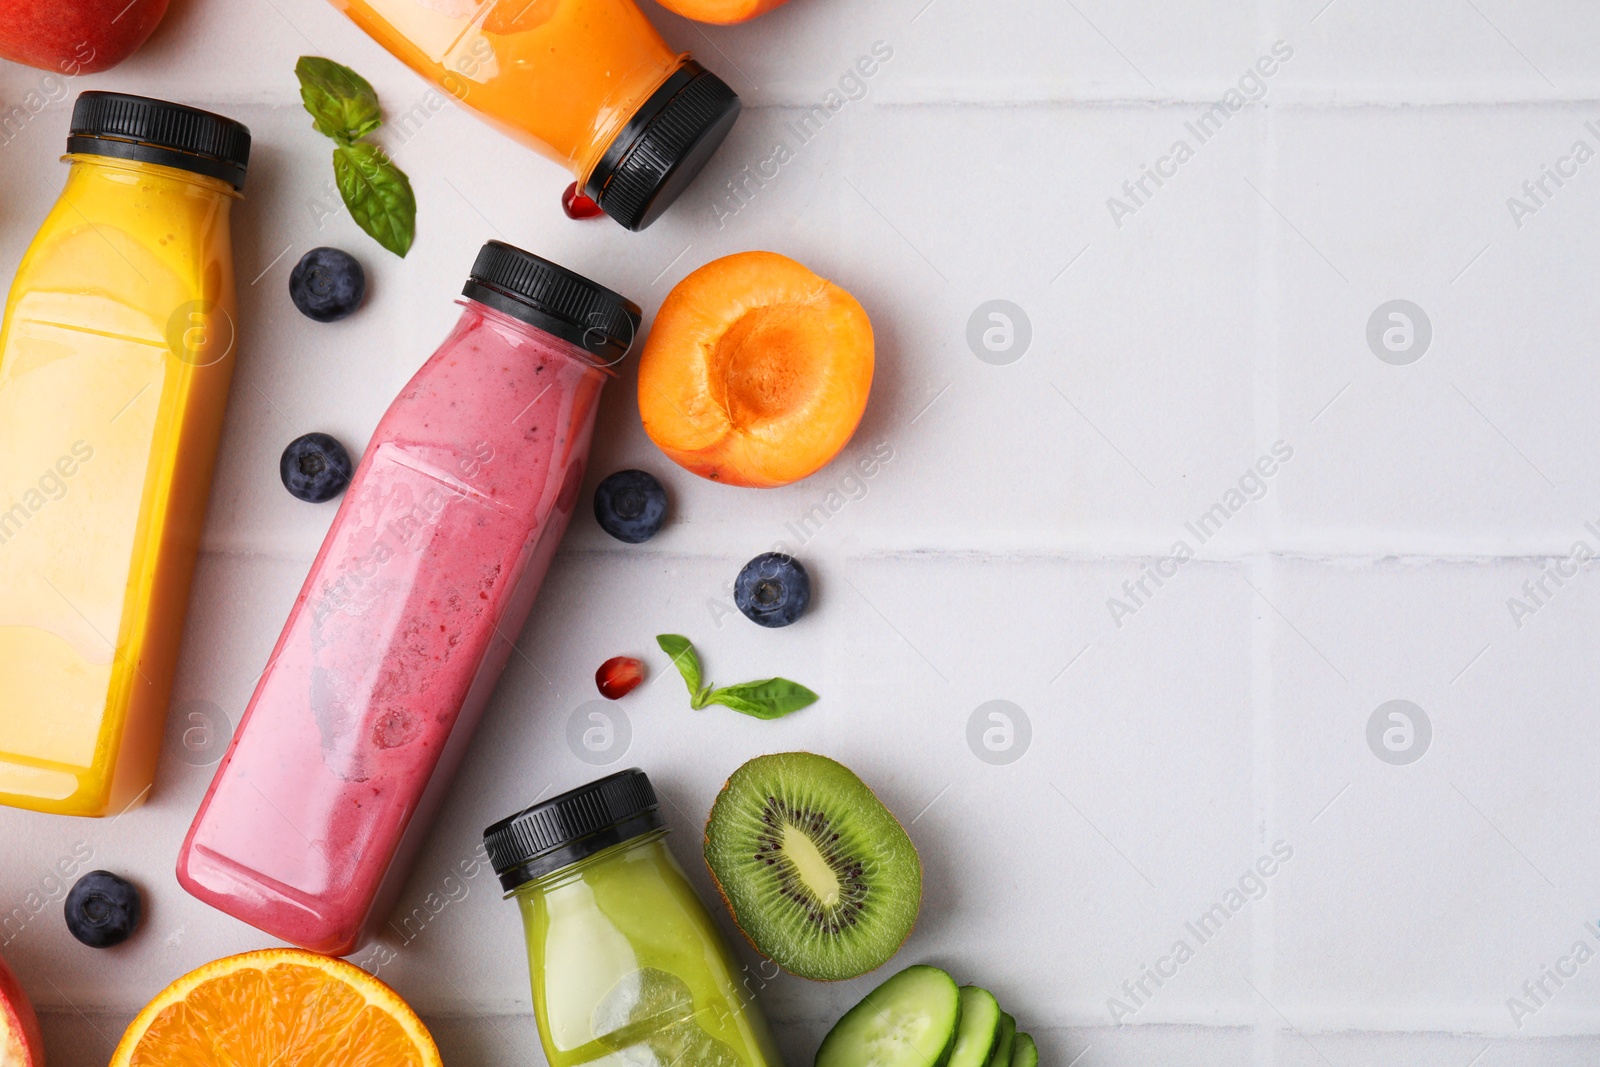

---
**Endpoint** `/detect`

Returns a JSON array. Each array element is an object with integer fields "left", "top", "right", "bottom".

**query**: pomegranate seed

[
  {"left": 562, "top": 182, "right": 604, "bottom": 220},
  {"left": 596, "top": 656, "right": 645, "bottom": 699}
]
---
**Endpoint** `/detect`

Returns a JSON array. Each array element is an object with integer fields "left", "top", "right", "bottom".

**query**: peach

[
  {"left": 0, "top": 949, "right": 44, "bottom": 1067},
  {"left": 652, "top": 0, "right": 790, "bottom": 25},
  {"left": 0, "top": 0, "right": 170, "bottom": 75},
  {"left": 637, "top": 251, "right": 873, "bottom": 488}
]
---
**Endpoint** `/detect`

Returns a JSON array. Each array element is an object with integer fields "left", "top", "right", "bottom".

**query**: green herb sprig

[
  {"left": 656, "top": 635, "right": 818, "bottom": 721},
  {"left": 295, "top": 56, "right": 416, "bottom": 257}
]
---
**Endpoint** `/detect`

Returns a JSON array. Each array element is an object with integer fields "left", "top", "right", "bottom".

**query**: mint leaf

[
  {"left": 294, "top": 57, "right": 420, "bottom": 257},
  {"left": 333, "top": 142, "right": 415, "bottom": 257},
  {"left": 656, "top": 634, "right": 706, "bottom": 705},
  {"left": 296, "top": 56, "right": 382, "bottom": 144},
  {"left": 656, "top": 635, "right": 817, "bottom": 720},
  {"left": 704, "top": 679, "right": 818, "bottom": 720}
]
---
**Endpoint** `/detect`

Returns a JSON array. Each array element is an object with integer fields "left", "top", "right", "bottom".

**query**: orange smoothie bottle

[
  {"left": 330, "top": 0, "right": 740, "bottom": 230},
  {"left": 0, "top": 93, "right": 249, "bottom": 817}
]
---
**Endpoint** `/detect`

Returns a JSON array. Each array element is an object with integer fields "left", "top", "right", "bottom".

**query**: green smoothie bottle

[{"left": 485, "top": 769, "right": 784, "bottom": 1067}]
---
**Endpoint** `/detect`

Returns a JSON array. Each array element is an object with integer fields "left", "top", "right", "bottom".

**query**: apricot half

[
  {"left": 652, "top": 0, "right": 790, "bottom": 25},
  {"left": 638, "top": 251, "right": 874, "bottom": 488}
]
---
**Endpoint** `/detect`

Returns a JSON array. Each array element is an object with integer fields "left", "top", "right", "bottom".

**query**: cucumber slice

[
  {"left": 947, "top": 987, "right": 1001, "bottom": 1067},
  {"left": 814, "top": 965, "right": 962, "bottom": 1067},
  {"left": 983, "top": 1014, "right": 1016, "bottom": 1067},
  {"left": 1009, "top": 1033, "right": 1038, "bottom": 1067}
]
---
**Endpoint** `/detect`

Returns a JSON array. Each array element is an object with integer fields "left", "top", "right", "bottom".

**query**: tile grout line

[
  {"left": 17, "top": 93, "right": 1600, "bottom": 109},
  {"left": 190, "top": 541, "right": 1600, "bottom": 566},
  {"left": 1250, "top": 5, "right": 1280, "bottom": 1058}
]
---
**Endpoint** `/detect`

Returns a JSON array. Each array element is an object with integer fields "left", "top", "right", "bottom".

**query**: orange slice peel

[{"left": 111, "top": 948, "right": 442, "bottom": 1067}]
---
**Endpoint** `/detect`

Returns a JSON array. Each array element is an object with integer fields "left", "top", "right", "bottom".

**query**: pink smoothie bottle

[{"left": 177, "top": 242, "right": 639, "bottom": 955}]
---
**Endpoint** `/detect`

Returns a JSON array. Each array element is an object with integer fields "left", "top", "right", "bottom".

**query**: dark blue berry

[
  {"left": 594, "top": 470, "right": 667, "bottom": 543},
  {"left": 280, "top": 432, "right": 353, "bottom": 503},
  {"left": 289, "top": 247, "right": 366, "bottom": 322},
  {"left": 734, "top": 553, "right": 810, "bottom": 628},
  {"left": 64, "top": 870, "right": 141, "bottom": 948}
]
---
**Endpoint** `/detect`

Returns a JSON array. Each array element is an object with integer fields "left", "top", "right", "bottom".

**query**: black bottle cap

[
  {"left": 484, "top": 769, "right": 664, "bottom": 892},
  {"left": 463, "top": 240, "right": 641, "bottom": 363},
  {"left": 585, "top": 61, "right": 741, "bottom": 232},
  {"left": 67, "top": 92, "right": 251, "bottom": 190}
]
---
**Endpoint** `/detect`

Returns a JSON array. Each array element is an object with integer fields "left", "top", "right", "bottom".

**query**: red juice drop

[{"left": 562, "top": 182, "right": 604, "bottom": 220}]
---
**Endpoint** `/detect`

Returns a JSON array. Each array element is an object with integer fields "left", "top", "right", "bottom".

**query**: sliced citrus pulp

[{"left": 111, "top": 948, "right": 442, "bottom": 1067}]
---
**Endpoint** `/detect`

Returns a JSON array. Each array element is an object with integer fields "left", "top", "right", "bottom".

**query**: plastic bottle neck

[
  {"left": 64, "top": 153, "right": 241, "bottom": 201},
  {"left": 510, "top": 827, "right": 671, "bottom": 899},
  {"left": 457, "top": 298, "right": 623, "bottom": 377}
]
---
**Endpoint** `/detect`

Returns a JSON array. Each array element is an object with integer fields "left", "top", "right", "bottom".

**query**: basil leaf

[
  {"left": 704, "top": 678, "right": 819, "bottom": 721},
  {"left": 656, "top": 634, "right": 705, "bottom": 705},
  {"left": 296, "top": 56, "right": 383, "bottom": 144},
  {"left": 333, "top": 142, "right": 415, "bottom": 257},
  {"left": 657, "top": 634, "right": 817, "bottom": 719}
]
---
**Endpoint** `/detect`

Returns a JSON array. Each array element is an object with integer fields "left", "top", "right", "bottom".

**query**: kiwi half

[{"left": 704, "top": 751, "right": 923, "bottom": 981}]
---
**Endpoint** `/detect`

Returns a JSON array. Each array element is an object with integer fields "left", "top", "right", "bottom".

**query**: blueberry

[
  {"left": 281, "top": 432, "right": 353, "bottom": 503},
  {"left": 64, "top": 870, "right": 141, "bottom": 948},
  {"left": 289, "top": 247, "right": 366, "bottom": 322},
  {"left": 734, "top": 553, "right": 811, "bottom": 628},
  {"left": 594, "top": 470, "right": 667, "bottom": 543}
]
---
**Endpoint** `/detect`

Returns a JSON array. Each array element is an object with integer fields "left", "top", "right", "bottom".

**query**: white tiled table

[{"left": 2, "top": 0, "right": 1599, "bottom": 1064}]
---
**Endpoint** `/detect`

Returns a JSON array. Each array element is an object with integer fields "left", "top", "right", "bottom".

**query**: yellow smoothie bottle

[{"left": 0, "top": 92, "right": 250, "bottom": 817}]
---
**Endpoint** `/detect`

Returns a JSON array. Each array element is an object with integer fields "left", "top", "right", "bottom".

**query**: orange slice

[{"left": 111, "top": 949, "right": 442, "bottom": 1067}]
